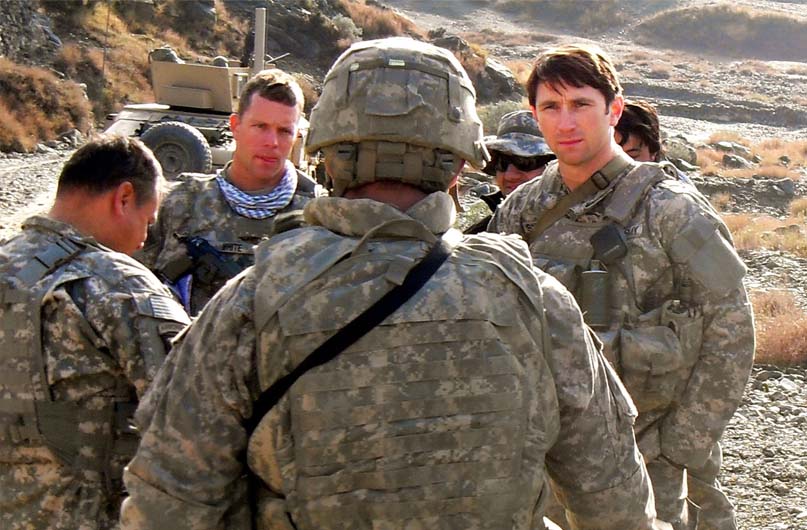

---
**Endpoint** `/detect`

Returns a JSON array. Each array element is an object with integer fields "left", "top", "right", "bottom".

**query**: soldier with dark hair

[
  {"left": 136, "top": 69, "right": 323, "bottom": 315},
  {"left": 615, "top": 100, "right": 663, "bottom": 162},
  {"left": 121, "top": 38, "right": 663, "bottom": 530},
  {"left": 491, "top": 43, "right": 754, "bottom": 530},
  {"left": 0, "top": 135, "right": 189, "bottom": 530}
]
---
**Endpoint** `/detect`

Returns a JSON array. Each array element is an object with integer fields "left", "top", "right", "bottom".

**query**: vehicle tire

[{"left": 140, "top": 121, "right": 213, "bottom": 179}]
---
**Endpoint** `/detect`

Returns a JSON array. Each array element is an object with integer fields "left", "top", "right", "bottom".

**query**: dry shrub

[
  {"left": 506, "top": 59, "right": 533, "bottom": 86},
  {"left": 756, "top": 138, "right": 807, "bottom": 166},
  {"left": 790, "top": 198, "right": 807, "bottom": 218},
  {"left": 338, "top": 0, "right": 425, "bottom": 39},
  {"left": 723, "top": 213, "right": 807, "bottom": 257},
  {"left": 461, "top": 30, "right": 549, "bottom": 48},
  {"left": 709, "top": 192, "right": 733, "bottom": 212},
  {"left": 477, "top": 100, "right": 526, "bottom": 136},
  {"left": 0, "top": 58, "right": 92, "bottom": 151},
  {"left": 751, "top": 290, "right": 807, "bottom": 366}
]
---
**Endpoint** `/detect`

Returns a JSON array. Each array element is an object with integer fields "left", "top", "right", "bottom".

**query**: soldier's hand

[{"left": 271, "top": 211, "right": 306, "bottom": 235}]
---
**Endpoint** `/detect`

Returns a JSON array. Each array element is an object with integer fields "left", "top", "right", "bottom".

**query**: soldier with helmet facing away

[{"left": 121, "top": 38, "right": 665, "bottom": 530}]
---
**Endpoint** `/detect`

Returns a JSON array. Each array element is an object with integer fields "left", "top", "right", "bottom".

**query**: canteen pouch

[{"left": 619, "top": 300, "right": 703, "bottom": 413}]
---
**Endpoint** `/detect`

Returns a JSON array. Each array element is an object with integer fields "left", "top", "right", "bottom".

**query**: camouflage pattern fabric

[
  {"left": 0, "top": 216, "right": 189, "bottom": 530},
  {"left": 484, "top": 110, "right": 553, "bottom": 158},
  {"left": 135, "top": 162, "right": 321, "bottom": 315},
  {"left": 121, "top": 191, "right": 662, "bottom": 530},
  {"left": 489, "top": 159, "right": 755, "bottom": 530}
]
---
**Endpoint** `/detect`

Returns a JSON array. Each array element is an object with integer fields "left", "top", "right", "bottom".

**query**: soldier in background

[
  {"left": 615, "top": 99, "right": 663, "bottom": 163},
  {"left": 136, "top": 69, "right": 322, "bottom": 316},
  {"left": 0, "top": 136, "right": 190, "bottom": 529},
  {"left": 121, "top": 37, "right": 664, "bottom": 530},
  {"left": 617, "top": 99, "right": 735, "bottom": 530},
  {"left": 465, "top": 109, "right": 555, "bottom": 234},
  {"left": 490, "top": 44, "right": 754, "bottom": 529}
]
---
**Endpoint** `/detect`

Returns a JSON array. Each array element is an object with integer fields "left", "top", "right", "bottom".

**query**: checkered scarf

[{"left": 216, "top": 161, "right": 297, "bottom": 219}]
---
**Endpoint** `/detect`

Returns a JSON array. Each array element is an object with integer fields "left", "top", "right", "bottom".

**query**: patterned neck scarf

[{"left": 216, "top": 161, "right": 297, "bottom": 219}]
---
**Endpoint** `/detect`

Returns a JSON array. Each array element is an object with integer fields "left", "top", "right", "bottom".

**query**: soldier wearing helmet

[{"left": 121, "top": 38, "right": 663, "bottom": 530}]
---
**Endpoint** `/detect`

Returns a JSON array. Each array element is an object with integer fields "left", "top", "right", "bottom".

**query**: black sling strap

[{"left": 244, "top": 235, "right": 455, "bottom": 432}]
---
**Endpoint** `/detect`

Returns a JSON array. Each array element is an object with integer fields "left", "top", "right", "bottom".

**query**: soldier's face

[
  {"left": 615, "top": 131, "right": 655, "bottom": 162},
  {"left": 230, "top": 94, "right": 300, "bottom": 190},
  {"left": 532, "top": 82, "right": 623, "bottom": 174},
  {"left": 494, "top": 157, "right": 547, "bottom": 196}
]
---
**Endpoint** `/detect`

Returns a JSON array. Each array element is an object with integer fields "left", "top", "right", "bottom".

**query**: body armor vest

[
  {"left": 526, "top": 163, "right": 707, "bottom": 417},
  {"left": 248, "top": 232, "right": 552, "bottom": 529},
  {"left": 0, "top": 236, "right": 138, "bottom": 486}
]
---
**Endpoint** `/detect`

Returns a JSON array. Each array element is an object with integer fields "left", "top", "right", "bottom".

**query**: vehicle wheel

[{"left": 140, "top": 121, "right": 213, "bottom": 179}]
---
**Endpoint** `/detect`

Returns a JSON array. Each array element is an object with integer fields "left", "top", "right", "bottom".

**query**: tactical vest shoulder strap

[
  {"left": 526, "top": 153, "right": 634, "bottom": 243},
  {"left": 0, "top": 237, "right": 138, "bottom": 484},
  {"left": 603, "top": 162, "right": 672, "bottom": 226}
]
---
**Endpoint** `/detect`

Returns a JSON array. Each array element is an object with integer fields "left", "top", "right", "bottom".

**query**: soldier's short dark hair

[
  {"left": 527, "top": 44, "right": 622, "bottom": 109},
  {"left": 57, "top": 135, "right": 161, "bottom": 205},
  {"left": 616, "top": 100, "right": 663, "bottom": 162},
  {"left": 237, "top": 68, "right": 304, "bottom": 116}
]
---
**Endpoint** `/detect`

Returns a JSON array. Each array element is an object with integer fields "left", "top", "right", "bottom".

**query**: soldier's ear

[
  {"left": 229, "top": 112, "right": 241, "bottom": 134},
  {"left": 112, "top": 181, "right": 136, "bottom": 217},
  {"left": 608, "top": 95, "right": 624, "bottom": 126}
]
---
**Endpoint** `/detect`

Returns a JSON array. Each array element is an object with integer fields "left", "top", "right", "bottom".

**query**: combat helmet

[{"left": 306, "top": 37, "right": 489, "bottom": 196}]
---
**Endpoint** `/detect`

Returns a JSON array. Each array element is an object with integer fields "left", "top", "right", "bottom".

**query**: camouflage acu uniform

[
  {"left": 136, "top": 162, "right": 321, "bottom": 315},
  {"left": 489, "top": 157, "right": 755, "bottom": 529},
  {"left": 121, "top": 192, "right": 660, "bottom": 530},
  {"left": 0, "top": 216, "right": 190, "bottom": 530}
]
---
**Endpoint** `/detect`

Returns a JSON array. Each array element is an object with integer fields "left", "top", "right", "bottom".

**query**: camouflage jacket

[
  {"left": 136, "top": 162, "right": 322, "bottom": 315},
  {"left": 0, "top": 216, "right": 189, "bottom": 530},
  {"left": 489, "top": 159, "right": 755, "bottom": 470},
  {"left": 122, "top": 192, "right": 660, "bottom": 530}
]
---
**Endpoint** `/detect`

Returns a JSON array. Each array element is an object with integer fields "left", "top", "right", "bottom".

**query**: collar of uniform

[
  {"left": 21, "top": 215, "right": 101, "bottom": 248},
  {"left": 303, "top": 191, "right": 455, "bottom": 238}
]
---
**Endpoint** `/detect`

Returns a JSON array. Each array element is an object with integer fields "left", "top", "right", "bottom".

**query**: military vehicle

[{"left": 104, "top": 8, "right": 313, "bottom": 179}]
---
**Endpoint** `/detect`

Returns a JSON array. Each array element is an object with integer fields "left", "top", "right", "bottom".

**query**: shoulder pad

[{"left": 669, "top": 212, "right": 745, "bottom": 296}]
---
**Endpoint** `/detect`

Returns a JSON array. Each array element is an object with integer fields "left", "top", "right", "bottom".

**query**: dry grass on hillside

[
  {"left": 636, "top": 5, "right": 807, "bottom": 61},
  {"left": 723, "top": 213, "right": 807, "bottom": 258},
  {"left": 338, "top": 0, "right": 425, "bottom": 39},
  {"left": 493, "top": 0, "right": 624, "bottom": 34},
  {"left": 750, "top": 290, "right": 807, "bottom": 366},
  {"left": 0, "top": 58, "right": 92, "bottom": 152},
  {"left": 697, "top": 133, "right": 807, "bottom": 180}
]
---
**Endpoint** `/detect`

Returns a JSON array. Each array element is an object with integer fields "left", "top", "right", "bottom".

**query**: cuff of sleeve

[
  {"left": 660, "top": 421, "right": 714, "bottom": 470},
  {"left": 552, "top": 462, "right": 657, "bottom": 530}
]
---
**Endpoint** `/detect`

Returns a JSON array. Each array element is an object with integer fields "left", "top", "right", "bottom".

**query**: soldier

[
  {"left": 489, "top": 44, "right": 754, "bottom": 530},
  {"left": 0, "top": 136, "right": 190, "bottom": 530},
  {"left": 615, "top": 99, "right": 663, "bottom": 163},
  {"left": 136, "top": 68, "right": 323, "bottom": 315},
  {"left": 617, "top": 99, "right": 734, "bottom": 530},
  {"left": 465, "top": 109, "right": 555, "bottom": 234},
  {"left": 121, "top": 38, "right": 665, "bottom": 530}
]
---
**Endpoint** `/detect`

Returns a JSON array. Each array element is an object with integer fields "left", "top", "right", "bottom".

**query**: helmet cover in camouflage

[
  {"left": 484, "top": 110, "right": 553, "bottom": 158},
  {"left": 306, "top": 37, "right": 489, "bottom": 192}
]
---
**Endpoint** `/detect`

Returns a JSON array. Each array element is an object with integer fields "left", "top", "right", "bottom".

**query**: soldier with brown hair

[
  {"left": 490, "top": 43, "right": 754, "bottom": 530},
  {"left": 121, "top": 38, "right": 663, "bottom": 530},
  {"left": 136, "top": 69, "right": 322, "bottom": 315},
  {"left": 0, "top": 135, "right": 189, "bottom": 530}
]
